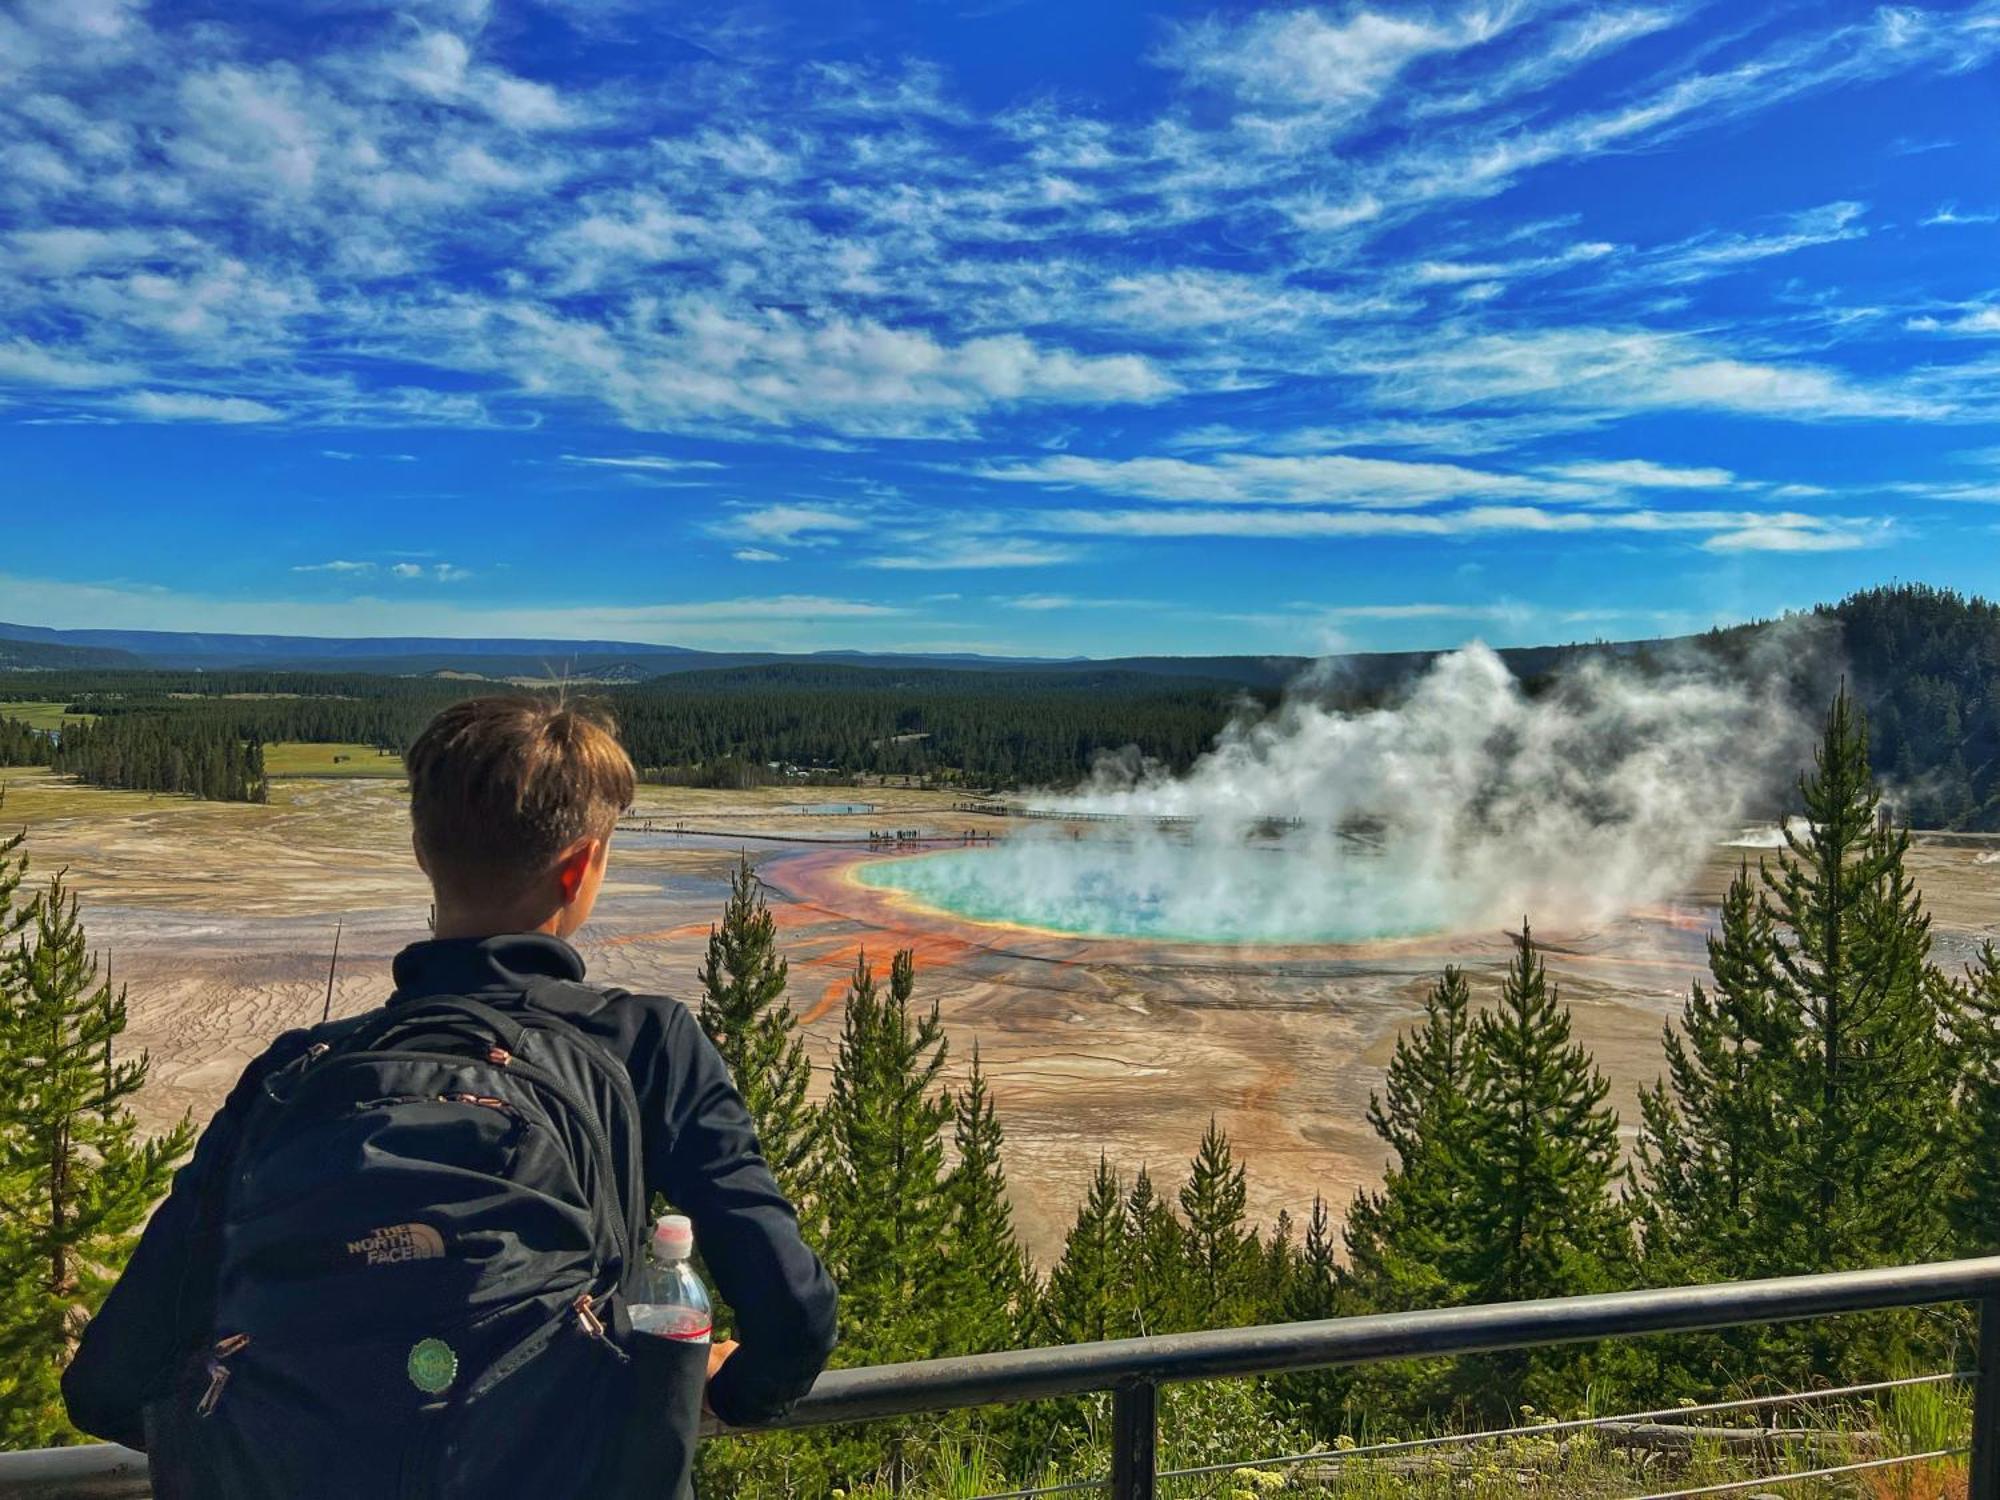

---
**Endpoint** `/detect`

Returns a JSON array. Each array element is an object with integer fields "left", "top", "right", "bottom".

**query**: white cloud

[
  {"left": 1310, "top": 601, "right": 1526, "bottom": 620},
  {"left": 1166, "top": 7, "right": 1502, "bottom": 119},
  {"left": 0, "top": 339, "right": 137, "bottom": 388},
  {"left": 3, "top": 226, "right": 160, "bottom": 274},
  {"left": 1702, "top": 525, "right": 1873, "bottom": 553},
  {"left": 866, "top": 541, "right": 1082, "bottom": 570},
  {"left": 369, "top": 561, "right": 471, "bottom": 581},
  {"left": 975, "top": 452, "right": 1580, "bottom": 508},
  {"left": 1363, "top": 327, "right": 1938, "bottom": 420},
  {"left": 292, "top": 560, "right": 375, "bottom": 574},
  {"left": 1644, "top": 201, "right": 1867, "bottom": 281},
  {"left": 1408, "top": 241, "right": 1618, "bottom": 287},
  {"left": 1035, "top": 504, "right": 1886, "bottom": 551},
  {"left": 1907, "top": 306, "right": 2000, "bottom": 337},
  {"left": 561, "top": 453, "right": 724, "bottom": 472},
  {"left": 1924, "top": 203, "right": 2000, "bottom": 227},
  {"left": 1001, "top": 593, "right": 1152, "bottom": 611},
  {"left": 119, "top": 390, "right": 284, "bottom": 422},
  {"left": 475, "top": 302, "right": 1177, "bottom": 437},
  {"left": 1409, "top": 7, "right": 1682, "bottom": 121},
  {"left": 0, "top": 0, "right": 1993, "bottom": 525},
  {"left": 379, "top": 29, "right": 571, "bottom": 129},
  {"left": 732, "top": 548, "right": 783, "bottom": 563},
  {"left": 1236, "top": 413, "right": 1613, "bottom": 456},
  {"left": 1547, "top": 459, "right": 1736, "bottom": 489},
  {"left": 1264, "top": 7, "right": 2000, "bottom": 242},
  {"left": 1091, "top": 268, "right": 1399, "bottom": 332},
  {"left": 719, "top": 505, "right": 871, "bottom": 546}
]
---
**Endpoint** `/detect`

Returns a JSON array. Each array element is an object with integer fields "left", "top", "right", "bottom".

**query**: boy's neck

[{"left": 430, "top": 903, "right": 565, "bottom": 943}]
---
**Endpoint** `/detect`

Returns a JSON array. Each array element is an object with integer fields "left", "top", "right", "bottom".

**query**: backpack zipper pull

[
  {"left": 196, "top": 1333, "right": 251, "bottom": 1418},
  {"left": 573, "top": 1294, "right": 629, "bottom": 1363}
]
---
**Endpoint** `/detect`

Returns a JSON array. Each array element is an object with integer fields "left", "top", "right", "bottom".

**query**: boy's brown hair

[{"left": 405, "top": 696, "right": 635, "bottom": 896}]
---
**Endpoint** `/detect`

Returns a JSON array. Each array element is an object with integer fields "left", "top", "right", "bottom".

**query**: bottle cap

[{"left": 651, "top": 1213, "right": 694, "bottom": 1259}]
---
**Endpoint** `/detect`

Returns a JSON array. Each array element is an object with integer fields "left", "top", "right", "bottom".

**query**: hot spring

[
  {"left": 854, "top": 640, "right": 1818, "bottom": 947},
  {"left": 855, "top": 835, "right": 1465, "bottom": 945}
]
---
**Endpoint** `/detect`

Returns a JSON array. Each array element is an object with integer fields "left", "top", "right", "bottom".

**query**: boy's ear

[
  {"left": 555, "top": 840, "right": 595, "bottom": 903},
  {"left": 411, "top": 828, "right": 430, "bottom": 876}
]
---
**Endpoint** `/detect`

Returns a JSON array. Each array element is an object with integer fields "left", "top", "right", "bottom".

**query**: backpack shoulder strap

[{"left": 518, "top": 977, "right": 649, "bottom": 1268}]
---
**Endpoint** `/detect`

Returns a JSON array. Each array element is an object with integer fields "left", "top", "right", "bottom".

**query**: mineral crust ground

[{"left": 7, "top": 767, "right": 1995, "bottom": 1258}]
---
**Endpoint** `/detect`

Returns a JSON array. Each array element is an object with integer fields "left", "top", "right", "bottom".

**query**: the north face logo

[{"left": 347, "top": 1222, "right": 446, "bottom": 1267}]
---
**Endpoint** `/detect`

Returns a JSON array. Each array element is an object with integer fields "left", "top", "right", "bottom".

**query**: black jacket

[{"left": 64, "top": 933, "right": 838, "bottom": 1449}]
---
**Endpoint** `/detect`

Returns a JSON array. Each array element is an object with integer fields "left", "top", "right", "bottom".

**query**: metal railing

[{"left": 6, "top": 1256, "right": 2000, "bottom": 1499}]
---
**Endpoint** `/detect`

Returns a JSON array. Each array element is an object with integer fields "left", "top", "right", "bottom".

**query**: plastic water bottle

[{"left": 629, "top": 1214, "right": 712, "bottom": 1345}]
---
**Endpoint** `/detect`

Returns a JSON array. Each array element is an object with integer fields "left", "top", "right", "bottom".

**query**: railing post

[
  {"left": 1974, "top": 1297, "right": 2000, "bottom": 1500},
  {"left": 1110, "top": 1378, "right": 1158, "bottom": 1500}
]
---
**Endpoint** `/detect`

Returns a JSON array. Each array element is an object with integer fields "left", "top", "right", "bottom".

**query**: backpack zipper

[
  {"left": 337, "top": 1046, "right": 624, "bottom": 1261},
  {"left": 195, "top": 1333, "right": 251, "bottom": 1417}
]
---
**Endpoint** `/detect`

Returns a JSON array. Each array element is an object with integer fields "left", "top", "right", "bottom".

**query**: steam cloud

[{"left": 892, "top": 639, "right": 1818, "bottom": 944}]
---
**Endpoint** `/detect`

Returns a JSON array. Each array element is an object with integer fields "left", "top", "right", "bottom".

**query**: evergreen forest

[{"left": 6, "top": 584, "right": 2000, "bottom": 823}]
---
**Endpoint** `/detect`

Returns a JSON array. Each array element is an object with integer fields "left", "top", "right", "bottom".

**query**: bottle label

[{"left": 629, "top": 1305, "right": 712, "bottom": 1341}]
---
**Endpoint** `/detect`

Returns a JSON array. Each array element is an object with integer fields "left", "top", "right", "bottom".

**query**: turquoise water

[{"left": 855, "top": 845, "right": 1445, "bottom": 944}]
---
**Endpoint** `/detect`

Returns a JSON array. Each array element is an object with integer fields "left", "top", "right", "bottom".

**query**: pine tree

[
  {"left": 1178, "top": 1118, "right": 1257, "bottom": 1327},
  {"left": 1042, "top": 1155, "right": 1123, "bottom": 1344},
  {"left": 820, "top": 948, "right": 953, "bottom": 1366},
  {"left": 1752, "top": 691, "right": 1955, "bottom": 1286},
  {"left": 1463, "top": 928, "right": 1631, "bottom": 1308},
  {"left": 1341, "top": 968, "right": 1481, "bottom": 1317},
  {"left": 1288, "top": 1197, "right": 1337, "bottom": 1324},
  {"left": 1271, "top": 1196, "right": 1343, "bottom": 1436},
  {"left": 697, "top": 856, "right": 821, "bottom": 1206},
  {"left": 1258, "top": 1207, "right": 1296, "bottom": 1318},
  {"left": 1631, "top": 689, "right": 1960, "bottom": 1385},
  {"left": 0, "top": 803, "right": 32, "bottom": 954},
  {"left": 0, "top": 873, "right": 193, "bottom": 1446},
  {"left": 1453, "top": 929, "right": 1633, "bottom": 1414},
  {"left": 1950, "top": 945, "right": 2000, "bottom": 1253},
  {"left": 0, "top": 722, "right": 55, "bottom": 768},
  {"left": 1121, "top": 1167, "right": 1190, "bottom": 1337},
  {"left": 942, "top": 1043, "right": 1029, "bottom": 1354},
  {"left": 1330, "top": 968, "right": 1488, "bottom": 1427},
  {"left": 1634, "top": 866, "right": 1783, "bottom": 1283}
]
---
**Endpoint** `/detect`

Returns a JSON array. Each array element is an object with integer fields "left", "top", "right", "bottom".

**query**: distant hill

[
  {"left": 0, "top": 635, "right": 146, "bottom": 670},
  {"left": 0, "top": 619, "right": 1615, "bottom": 689},
  {"left": 0, "top": 622, "right": 1079, "bottom": 676},
  {"left": 0, "top": 622, "right": 706, "bottom": 671}
]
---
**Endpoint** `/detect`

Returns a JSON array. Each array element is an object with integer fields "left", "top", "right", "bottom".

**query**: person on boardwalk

[{"left": 65, "top": 696, "right": 837, "bottom": 1499}]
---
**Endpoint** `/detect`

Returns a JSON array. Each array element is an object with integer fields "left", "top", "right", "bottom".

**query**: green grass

[
  {"left": 814, "top": 1378, "right": 1973, "bottom": 1500},
  {"left": 262, "top": 742, "right": 405, "bottom": 779},
  {"left": 0, "top": 701, "right": 98, "bottom": 731}
]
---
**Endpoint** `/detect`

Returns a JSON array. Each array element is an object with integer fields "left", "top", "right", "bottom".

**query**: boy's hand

[
  {"left": 706, "top": 1338, "right": 739, "bottom": 1384},
  {"left": 699, "top": 1338, "right": 741, "bottom": 1428}
]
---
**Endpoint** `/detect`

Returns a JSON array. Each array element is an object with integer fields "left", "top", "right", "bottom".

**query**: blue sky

[{"left": 4, "top": 0, "right": 2000, "bottom": 657}]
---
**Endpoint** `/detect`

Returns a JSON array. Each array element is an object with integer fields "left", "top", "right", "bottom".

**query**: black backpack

[{"left": 144, "top": 981, "right": 706, "bottom": 1500}]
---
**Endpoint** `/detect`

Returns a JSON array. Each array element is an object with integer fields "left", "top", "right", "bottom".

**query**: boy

[{"left": 65, "top": 696, "right": 837, "bottom": 1497}]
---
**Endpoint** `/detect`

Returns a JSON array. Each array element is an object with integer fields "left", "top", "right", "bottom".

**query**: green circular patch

[{"left": 406, "top": 1337, "right": 458, "bottom": 1395}]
